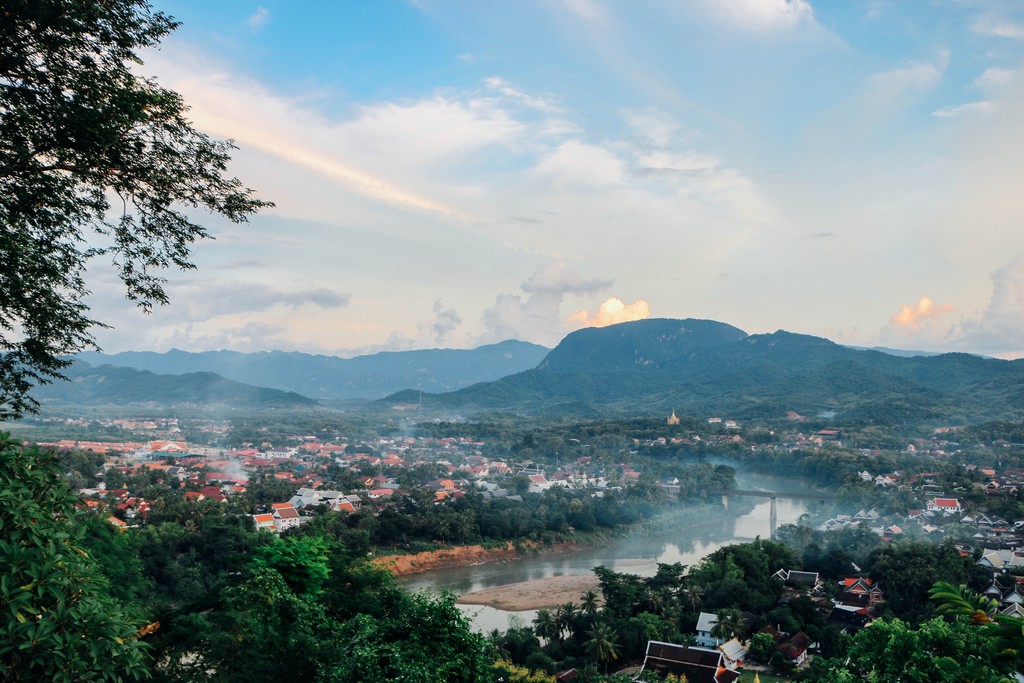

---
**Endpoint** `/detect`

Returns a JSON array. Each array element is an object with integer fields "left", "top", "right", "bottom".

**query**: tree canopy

[
  {"left": 0, "top": 433, "right": 150, "bottom": 681},
  {"left": 0, "top": 0, "right": 270, "bottom": 417}
]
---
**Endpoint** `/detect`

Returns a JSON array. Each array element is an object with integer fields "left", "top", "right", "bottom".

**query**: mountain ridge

[
  {"left": 76, "top": 339, "right": 550, "bottom": 401},
  {"left": 376, "top": 319, "right": 1024, "bottom": 423}
]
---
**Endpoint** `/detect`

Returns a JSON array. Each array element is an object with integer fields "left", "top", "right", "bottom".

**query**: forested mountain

[
  {"left": 77, "top": 340, "right": 549, "bottom": 400},
  {"left": 380, "top": 318, "right": 1024, "bottom": 423},
  {"left": 34, "top": 361, "right": 316, "bottom": 409}
]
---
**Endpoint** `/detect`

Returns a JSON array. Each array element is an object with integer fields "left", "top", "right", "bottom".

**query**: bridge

[{"left": 712, "top": 489, "right": 835, "bottom": 536}]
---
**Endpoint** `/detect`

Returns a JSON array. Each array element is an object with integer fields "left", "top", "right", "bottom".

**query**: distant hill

[
  {"left": 377, "top": 318, "right": 1024, "bottom": 423},
  {"left": 35, "top": 361, "right": 317, "bottom": 409},
  {"left": 76, "top": 340, "right": 550, "bottom": 401}
]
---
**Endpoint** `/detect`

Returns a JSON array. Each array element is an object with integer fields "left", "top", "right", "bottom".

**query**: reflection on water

[{"left": 401, "top": 472, "right": 821, "bottom": 632}]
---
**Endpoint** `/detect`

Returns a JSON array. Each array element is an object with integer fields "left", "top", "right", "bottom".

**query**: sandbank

[{"left": 457, "top": 574, "right": 602, "bottom": 611}]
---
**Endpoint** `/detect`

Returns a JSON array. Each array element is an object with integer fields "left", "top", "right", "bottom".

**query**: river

[{"left": 401, "top": 472, "right": 821, "bottom": 632}]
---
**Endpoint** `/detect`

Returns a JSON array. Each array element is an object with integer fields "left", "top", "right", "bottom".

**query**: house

[
  {"left": 979, "top": 548, "right": 1024, "bottom": 571},
  {"left": 252, "top": 513, "right": 277, "bottom": 532},
  {"left": 837, "top": 577, "right": 885, "bottom": 608},
  {"left": 200, "top": 485, "right": 225, "bottom": 502},
  {"left": 107, "top": 515, "right": 128, "bottom": 530},
  {"left": 695, "top": 612, "right": 723, "bottom": 647},
  {"left": 638, "top": 642, "right": 739, "bottom": 683},
  {"left": 718, "top": 638, "right": 746, "bottom": 668},
  {"left": 927, "top": 497, "right": 962, "bottom": 514},
  {"left": 779, "top": 632, "right": 810, "bottom": 665},
  {"left": 773, "top": 569, "right": 821, "bottom": 590},
  {"left": 270, "top": 502, "right": 301, "bottom": 530}
]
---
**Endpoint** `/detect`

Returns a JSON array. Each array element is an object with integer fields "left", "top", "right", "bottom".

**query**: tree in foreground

[
  {"left": 0, "top": 0, "right": 270, "bottom": 418},
  {"left": 0, "top": 433, "right": 150, "bottom": 681},
  {"left": 585, "top": 622, "right": 620, "bottom": 674},
  {"left": 813, "top": 581, "right": 1024, "bottom": 682}
]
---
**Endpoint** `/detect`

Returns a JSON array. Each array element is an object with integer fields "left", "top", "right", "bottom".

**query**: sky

[{"left": 87, "top": 0, "right": 1024, "bottom": 358}]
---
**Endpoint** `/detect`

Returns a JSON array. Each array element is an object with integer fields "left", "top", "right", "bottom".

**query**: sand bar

[{"left": 457, "top": 574, "right": 602, "bottom": 611}]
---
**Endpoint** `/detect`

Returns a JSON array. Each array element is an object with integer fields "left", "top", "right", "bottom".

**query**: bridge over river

[{"left": 712, "top": 488, "right": 835, "bottom": 536}]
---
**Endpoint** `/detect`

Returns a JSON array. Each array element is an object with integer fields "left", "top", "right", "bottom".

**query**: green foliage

[
  {"left": 174, "top": 567, "right": 332, "bottom": 683},
  {"left": 866, "top": 541, "right": 988, "bottom": 622},
  {"left": 930, "top": 582, "right": 1024, "bottom": 673},
  {"left": 584, "top": 622, "right": 620, "bottom": 674},
  {"left": 0, "top": 0, "right": 269, "bottom": 418},
  {"left": 324, "top": 591, "right": 491, "bottom": 682},
  {"left": 748, "top": 631, "right": 777, "bottom": 663},
  {"left": 687, "top": 539, "right": 797, "bottom": 613},
  {"left": 251, "top": 536, "right": 331, "bottom": 597},
  {"left": 0, "top": 434, "right": 150, "bottom": 681},
  {"left": 827, "top": 617, "right": 1012, "bottom": 682},
  {"left": 491, "top": 659, "right": 557, "bottom": 682}
]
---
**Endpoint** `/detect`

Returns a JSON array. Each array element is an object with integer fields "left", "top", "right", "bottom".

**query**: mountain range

[
  {"left": 60, "top": 318, "right": 1024, "bottom": 422},
  {"left": 75, "top": 340, "right": 550, "bottom": 402},
  {"left": 379, "top": 318, "right": 1024, "bottom": 423},
  {"left": 35, "top": 360, "right": 316, "bottom": 410}
]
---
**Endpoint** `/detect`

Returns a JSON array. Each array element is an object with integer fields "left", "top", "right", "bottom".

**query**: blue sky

[{"left": 89, "top": 0, "right": 1024, "bottom": 357}]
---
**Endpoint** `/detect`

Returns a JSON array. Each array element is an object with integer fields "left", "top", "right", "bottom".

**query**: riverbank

[
  {"left": 372, "top": 539, "right": 591, "bottom": 577},
  {"left": 372, "top": 500, "right": 737, "bottom": 578}
]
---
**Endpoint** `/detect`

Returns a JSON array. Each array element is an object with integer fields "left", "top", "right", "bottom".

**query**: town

[{"left": 12, "top": 407, "right": 1024, "bottom": 681}]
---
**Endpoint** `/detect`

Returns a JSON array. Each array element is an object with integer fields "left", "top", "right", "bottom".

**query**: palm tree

[
  {"left": 929, "top": 582, "right": 998, "bottom": 624},
  {"left": 533, "top": 608, "right": 559, "bottom": 644},
  {"left": 683, "top": 584, "right": 704, "bottom": 613},
  {"left": 712, "top": 608, "right": 743, "bottom": 643},
  {"left": 556, "top": 602, "right": 578, "bottom": 640},
  {"left": 580, "top": 589, "right": 600, "bottom": 616},
  {"left": 486, "top": 628, "right": 510, "bottom": 660},
  {"left": 586, "top": 622, "right": 620, "bottom": 674}
]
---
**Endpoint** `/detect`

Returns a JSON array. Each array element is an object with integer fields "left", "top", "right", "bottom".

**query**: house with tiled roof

[
  {"left": 270, "top": 502, "right": 301, "bottom": 530},
  {"left": 979, "top": 548, "right": 1024, "bottom": 571},
  {"left": 638, "top": 642, "right": 739, "bottom": 683},
  {"left": 253, "top": 513, "right": 277, "bottom": 532},
  {"left": 927, "top": 497, "right": 962, "bottom": 514},
  {"left": 200, "top": 485, "right": 226, "bottom": 502},
  {"left": 773, "top": 569, "right": 821, "bottom": 590},
  {"left": 837, "top": 577, "right": 884, "bottom": 608}
]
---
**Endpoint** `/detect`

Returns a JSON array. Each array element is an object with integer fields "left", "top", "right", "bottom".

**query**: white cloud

[
  {"left": 478, "top": 261, "right": 612, "bottom": 345},
  {"left": 567, "top": 297, "right": 651, "bottom": 328},
  {"left": 871, "top": 259, "right": 1024, "bottom": 358},
  {"left": 125, "top": 41, "right": 787, "bottom": 354},
  {"left": 971, "top": 18, "right": 1024, "bottom": 40},
  {"left": 954, "top": 256, "right": 1024, "bottom": 356},
  {"left": 532, "top": 140, "right": 626, "bottom": 186},
  {"left": 866, "top": 54, "right": 947, "bottom": 109},
  {"left": 560, "top": 0, "right": 609, "bottom": 28},
  {"left": 418, "top": 299, "right": 463, "bottom": 345},
  {"left": 622, "top": 108, "right": 686, "bottom": 149},
  {"left": 932, "top": 101, "right": 994, "bottom": 118},
  {"left": 484, "top": 76, "right": 563, "bottom": 113},
  {"left": 160, "top": 279, "right": 350, "bottom": 320},
  {"left": 247, "top": 7, "right": 270, "bottom": 32},
  {"left": 702, "top": 0, "right": 816, "bottom": 32},
  {"left": 973, "top": 67, "right": 1015, "bottom": 91}
]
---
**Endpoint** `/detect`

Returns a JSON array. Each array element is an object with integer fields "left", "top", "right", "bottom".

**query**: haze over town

[{"left": 86, "top": 0, "right": 1024, "bottom": 359}]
